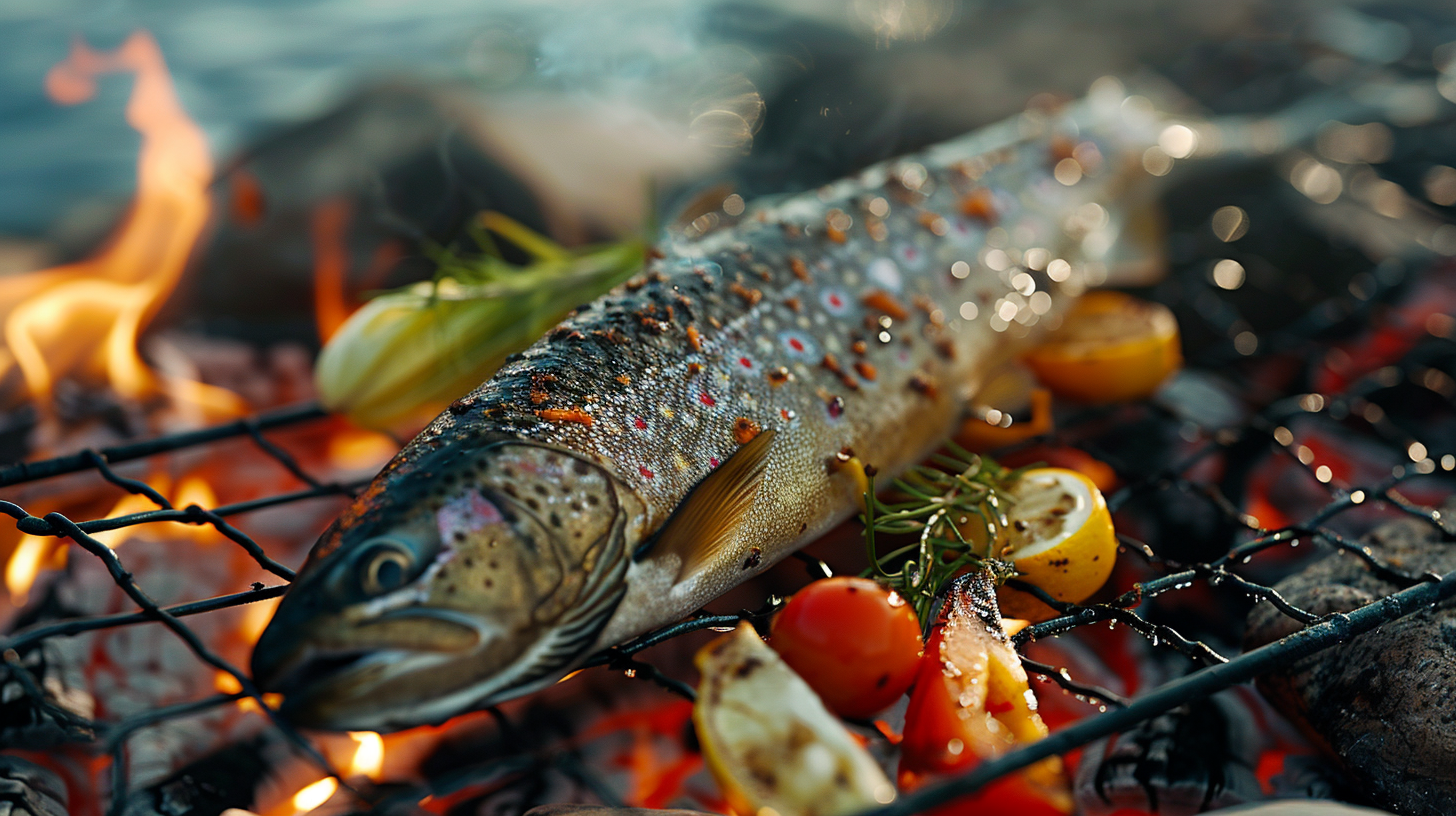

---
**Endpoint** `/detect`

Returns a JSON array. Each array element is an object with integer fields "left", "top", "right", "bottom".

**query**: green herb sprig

[{"left": 861, "top": 443, "right": 1026, "bottom": 630}]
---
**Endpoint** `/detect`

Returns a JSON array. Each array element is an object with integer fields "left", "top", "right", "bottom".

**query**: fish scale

[{"left": 253, "top": 91, "right": 1167, "bottom": 731}]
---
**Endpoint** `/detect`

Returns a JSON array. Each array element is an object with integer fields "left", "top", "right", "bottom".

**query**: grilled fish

[{"left": 251, "top": 86, "right": 1168, "bottom": 731}]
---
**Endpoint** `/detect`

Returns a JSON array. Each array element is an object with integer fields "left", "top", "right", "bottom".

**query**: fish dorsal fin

[{"left": 639, "top": 429, "right": 776, "bottom": 581}]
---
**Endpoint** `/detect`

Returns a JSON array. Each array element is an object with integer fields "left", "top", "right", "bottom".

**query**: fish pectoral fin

[{"left": 642, "top": 428, "right": 776, "bottom": 581}]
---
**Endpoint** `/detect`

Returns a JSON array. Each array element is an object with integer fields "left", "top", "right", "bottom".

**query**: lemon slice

[
  {"left": 995, "top": 467, "right": 1117, "bottom": 621},
  {"left": 1022, "top": 290, "right": 1181, "bottom": 403},
  {"left": 694, "top": 623, "right": 896, "bottom": 816}
]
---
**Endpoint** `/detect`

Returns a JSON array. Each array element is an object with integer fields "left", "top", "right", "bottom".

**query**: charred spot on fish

[
  {"left": 908, "top": 373, "right": 938, "bottom": 397},
  {"left": 767, "top": 367, "right": 791, "bottom": 386},
  {"left": 742, "top": 547, "right": 763, "bottom": 571},
  {"left": 732, "top": 418, "right": 762, "bottom": 445},
  {"left": 447, "top": 399, "right": 474, "bottom": 416}
]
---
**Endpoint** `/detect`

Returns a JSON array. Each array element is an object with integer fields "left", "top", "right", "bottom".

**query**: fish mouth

[{"left": 259, "top": 644, "right": 459, "bottom": 731}]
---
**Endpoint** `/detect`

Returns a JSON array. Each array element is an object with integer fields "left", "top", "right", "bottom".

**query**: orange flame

[
  {"left": 0, "top": 32, "right": 242, "bottom": 417},
  {"left": 312, "top": 198, "right": 353, "bottom": 344}
]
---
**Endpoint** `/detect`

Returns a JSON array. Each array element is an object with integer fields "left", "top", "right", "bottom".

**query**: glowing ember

[
  {"left": 289, "top": 777, "right": 338, "bottom": 812},
  {"left": 0, "top": 32, "right": 242, "bottom": 418},
  {"left": 348, "top": 731, "right": 385, "bottom": 780}
]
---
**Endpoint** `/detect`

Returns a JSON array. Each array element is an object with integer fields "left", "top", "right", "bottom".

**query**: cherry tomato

[{"left": 769, "top": 577, "right": 922, "bottom": 719}]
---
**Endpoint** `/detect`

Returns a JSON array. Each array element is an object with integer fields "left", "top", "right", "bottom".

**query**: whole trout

[{"left": 252, "top": 89, "right": 1165, "bottom": 730}]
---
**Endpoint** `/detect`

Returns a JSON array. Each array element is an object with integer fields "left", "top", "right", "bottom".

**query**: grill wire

[{"left": 3, "top": 214, "right": 1456, "bottom": 813}]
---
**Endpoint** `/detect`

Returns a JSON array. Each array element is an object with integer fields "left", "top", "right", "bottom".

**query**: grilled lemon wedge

[
  {"left": 694, "top": 623, "right": 896, "bottom": 816},
  {"left": 993, "top": 467, "right": 1117, "bottom": 621},
  {"left": 1022, "top": 290, "right": 1181, "bottom": 403}
]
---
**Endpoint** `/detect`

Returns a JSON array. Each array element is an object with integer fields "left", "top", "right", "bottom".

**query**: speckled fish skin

[{"left": 251, "top": 92, "right": 1165, "bottom": 731}]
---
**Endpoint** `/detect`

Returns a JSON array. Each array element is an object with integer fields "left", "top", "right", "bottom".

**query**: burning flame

[
  {"left": 312, "top": 198, "right": 353, "bottom": 344},
  {"left": 0, "top": 32, "right": 242, "bottom": 418}
]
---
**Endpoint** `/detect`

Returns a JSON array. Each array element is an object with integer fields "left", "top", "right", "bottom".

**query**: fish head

[{"left": 250, "top": 441, "right": 638, "bottom": 731}]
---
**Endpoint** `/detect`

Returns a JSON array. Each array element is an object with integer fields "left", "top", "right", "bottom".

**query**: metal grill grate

[{"left": 3, "top": 257, "right": 1455, "bottom": 814}]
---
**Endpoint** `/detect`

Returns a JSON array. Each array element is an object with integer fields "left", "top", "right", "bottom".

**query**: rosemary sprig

[{"left": 860, "top": 442, "right": 1027, "bottom": 630}]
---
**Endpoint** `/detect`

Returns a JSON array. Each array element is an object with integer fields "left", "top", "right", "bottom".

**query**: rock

[{"left": 1244, "top": 499, "right": 1456, "bottom": 816}]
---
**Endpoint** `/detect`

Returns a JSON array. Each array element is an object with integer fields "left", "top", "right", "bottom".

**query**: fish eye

[{"left": 357, "top": 542, "right": 414, "bottom": 596}]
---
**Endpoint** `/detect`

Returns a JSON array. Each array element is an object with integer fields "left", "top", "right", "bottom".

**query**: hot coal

[
  {"left": 1245, "top": 499, "right": 1456, "bottom": 816},
  {"left": 0, "top": 755, "right": 68, "bottom": 816},
  {"left": 1076, "top": 692, "right": 1263, "bottom": 816}
]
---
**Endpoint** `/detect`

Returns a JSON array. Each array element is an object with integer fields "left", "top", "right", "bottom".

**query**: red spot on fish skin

[
  {"left": 634, "top": 417, "right": 648, "bottom": 430},
  {"left": 700, "top": 392, "right": 717, "bottom": 407},
  {"left": 828, "top": 293, "right": 844, "bottom": 308},
  {"left": 789, "top": 337, "right": 805, "bottom": 352},
  {"left": 640, "top": 466, "right": 655, "bottom": 479},
  {"left": 781, "top": 408, "right": 793, "bottom": 420},
  {"left": 739, "top": 357, "right": 753, "bottom": 369},
  {"left": 709, "top": 456, "right": 720, "bottom": 468}
]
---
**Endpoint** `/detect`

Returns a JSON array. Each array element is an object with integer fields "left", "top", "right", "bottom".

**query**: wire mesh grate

[{"left": 2, "top": 251, "right": 1456, "bottom": 814}]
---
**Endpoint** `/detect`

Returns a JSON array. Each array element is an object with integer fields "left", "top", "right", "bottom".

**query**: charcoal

[
  {"left": 117, "top": 736, "right": 272, "bottom": 816},
  {"left": 1075, "top": 691, "right": 1262, "bottom": 816},
  {"left": 1245, "top": 499, "right": 1456, "bottom": 816},
  {"left": 0, "top": 641, "right": 94, "bottom": 748},
  {"left": 524, "top": 808, "right": 713, "bottom": 816},
  {"left": 0, "top": 755, "right": 68, "bottom": 816}
]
